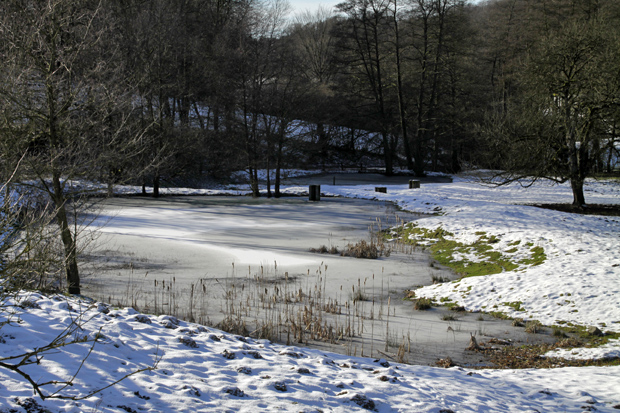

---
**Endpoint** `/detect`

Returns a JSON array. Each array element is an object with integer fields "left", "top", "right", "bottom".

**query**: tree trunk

[
  {"left": 571, "top": 178, "right": 586, "bottom": 207},
  {"left": 274, "top": 127, "right": 285, "bottom": 198},
  {"left": 317, "top": 123, "right": 328, "bottom": 171},
  {"left": 274, "top": 164, "right": 282, "bottom": 198},
  {"left": 392, "top": 0, "right": 412, "bottom": 170},
  {"left": 153, "top": 175, "right": 160, "bottom": 198},
  {"left": 52, "top": 174, "right": 80, "bottom": 295},
  {"left": 266, "top": 155, "right": 272, "bottom": 199},
  {"left": 382, "top": 131, "right": 394, "bottom": 176},
  {"left": 249, "top": 167, "right": 260, "bottom": 198}
]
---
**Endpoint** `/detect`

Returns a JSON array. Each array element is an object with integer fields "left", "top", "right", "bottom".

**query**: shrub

[
  {"left": 414, "top": 297, "right": 433, "bottom": 310},
  {"left": 525, "top": 320, "right": 544, "bottom": 334},
  {"left": 341, "top": 240, "right": 378, "bottom": 259},
  {"left": 431, "top": 274, "right": 450, "bottom": 284},
  {"left": 552, "top": 327, "right": 568, "bottom": 338}
]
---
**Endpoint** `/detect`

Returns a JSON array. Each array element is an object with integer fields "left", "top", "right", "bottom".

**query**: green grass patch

[
  {"left": 552, "top": 327, "right": 568, "bottom": 338},
  {"left": 489, "top": 311, "right": 511, "bottom": 320},
  {"left": 520, "top": 246, "right": 546, "bottom": 266},
  {"left": 389, "top": 223, "right": 545, "bottom": 279},
  {"left": 502, "top": 301, "right": 525, "bottom": 312}
]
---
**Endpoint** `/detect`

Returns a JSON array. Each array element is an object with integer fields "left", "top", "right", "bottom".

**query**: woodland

[{"left": 1, "top": 0, "right": 620, "bottom": 294}]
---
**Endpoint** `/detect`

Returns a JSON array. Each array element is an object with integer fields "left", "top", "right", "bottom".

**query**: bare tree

[
  {"left": 336, "top": 0, "right": 397, "bottom": 175},
  {"left": 292, "top": 7, "right": 340, "bottom": 168},
  {"left": 480, "top": 1, "right": 620, "bottom": 206},
  {"left": 1, "top": 163, "right": 159, "bottom": 400},
  {"left": 232, "top": 0, "right": 291, "bottom": 196},
  {"left": 0, "top": 0, "right": 145, "bottom": 293}
]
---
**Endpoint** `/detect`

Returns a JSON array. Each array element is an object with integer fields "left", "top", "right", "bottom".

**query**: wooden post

[
  {"left": 375, "top": 187, "right": 387, "bottom": 193},
  {"left": 309, "top": 185, "right": 321, "bottom": 201},
  {"left": 409, "top": 180, "right": 420, "bottom": 189}
]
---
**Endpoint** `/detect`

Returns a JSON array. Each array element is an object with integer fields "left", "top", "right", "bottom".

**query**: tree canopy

[{"left": 1, "top": 0, "right": 619, "bottom": 293}]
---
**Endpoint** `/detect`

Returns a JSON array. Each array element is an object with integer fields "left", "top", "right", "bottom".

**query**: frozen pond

[{"left": 83, "top": 196, "right": 555, "bottom": 366}]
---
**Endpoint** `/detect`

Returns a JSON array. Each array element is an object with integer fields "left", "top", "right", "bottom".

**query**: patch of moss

[
  {"left": 443, "top": 302, "right": 461, "bottom": 310},
  {"left": 502, "top": 301, "right": 525, "bottom": 312},
  {"left": 489, "top": 311, "right": 511, "bottom": 320},
  {"left": 520, "top": 246, "right": 546, "bottom": 266},
  {"left": 404, "top": 290, "right": 416, "bottom": 300},
  {"left": 552, "top": 327, "right": 568, "bottom": 338}
]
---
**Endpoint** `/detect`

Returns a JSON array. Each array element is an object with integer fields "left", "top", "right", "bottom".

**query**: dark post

[
  {"left": 309, "top": 185, "right": 321, "bottom": 201},
  {"left": 375, "top": 187, "right": 387, "bottom": 193},
  {"left": 409, "top": 180, "right": 420, "bottom": 189}
]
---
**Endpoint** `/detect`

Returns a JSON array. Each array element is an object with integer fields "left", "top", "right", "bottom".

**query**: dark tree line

[{"left": 1, "top": 0, "right": 619, "bottom": 294}]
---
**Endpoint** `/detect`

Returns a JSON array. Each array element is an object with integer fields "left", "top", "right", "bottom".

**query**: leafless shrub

[
  {"left": 525, "top": 320, "right": 545, "bottom": 334},
  {"left": 340, "top": 240, "right": 391, "bottom": 259},
  {"left": 414, "top": 297, "right": 433, "bottom": 310}
]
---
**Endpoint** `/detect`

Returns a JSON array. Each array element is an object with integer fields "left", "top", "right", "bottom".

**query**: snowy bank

[{"left": 1, "top": 292, "right": 619, "bottom": 412}]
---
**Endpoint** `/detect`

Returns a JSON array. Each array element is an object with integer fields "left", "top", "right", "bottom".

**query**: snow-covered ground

[
  {"left": 1, "top": 292, "right": 619, "bottom": 412},
  {"left": 1, "top": 172, "right": 620, "bottom": 412},
  {"left": 321, "top": 175, "right": 620, "bottom": 359}
]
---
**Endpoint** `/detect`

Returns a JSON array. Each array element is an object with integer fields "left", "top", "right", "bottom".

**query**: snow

[
  {"left": 1, "top": 172, "right": 620, "bottom": 412},
  {"left": 2, "top": 292, "right": 619, "bottom": 412},
  {"left": 321, "top": 177, "right": 620, "bottom": 337}
]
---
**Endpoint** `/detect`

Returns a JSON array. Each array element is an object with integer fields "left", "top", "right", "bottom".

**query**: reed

[{"left": 86, "top": 259, "right": 415, "bottom": 362}]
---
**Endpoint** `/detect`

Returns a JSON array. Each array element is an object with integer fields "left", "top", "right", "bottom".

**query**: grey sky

[
  {"left": 287, "top": 0, "right": 484, "bottom": 16},
  {"left": 287, "top": 0, "right": 341, "bottom": 15}
]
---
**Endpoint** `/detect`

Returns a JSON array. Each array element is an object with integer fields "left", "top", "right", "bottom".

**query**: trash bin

[{"left": 309, "top": 185, "right": 321, "bottom": 201}]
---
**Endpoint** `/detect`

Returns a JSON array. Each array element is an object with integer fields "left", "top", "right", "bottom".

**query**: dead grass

[
  {"left": 340, "top": 240, "right": 391, "bottom": 259},
  {"left": 414, "top": 297, "right": 433, "bottom": 311},
  {"left": 88, "top": 263, "right": 410, "bottom": 362},
  {"left": 485, "top": 340, "right": 620, "bottom": 369}
]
